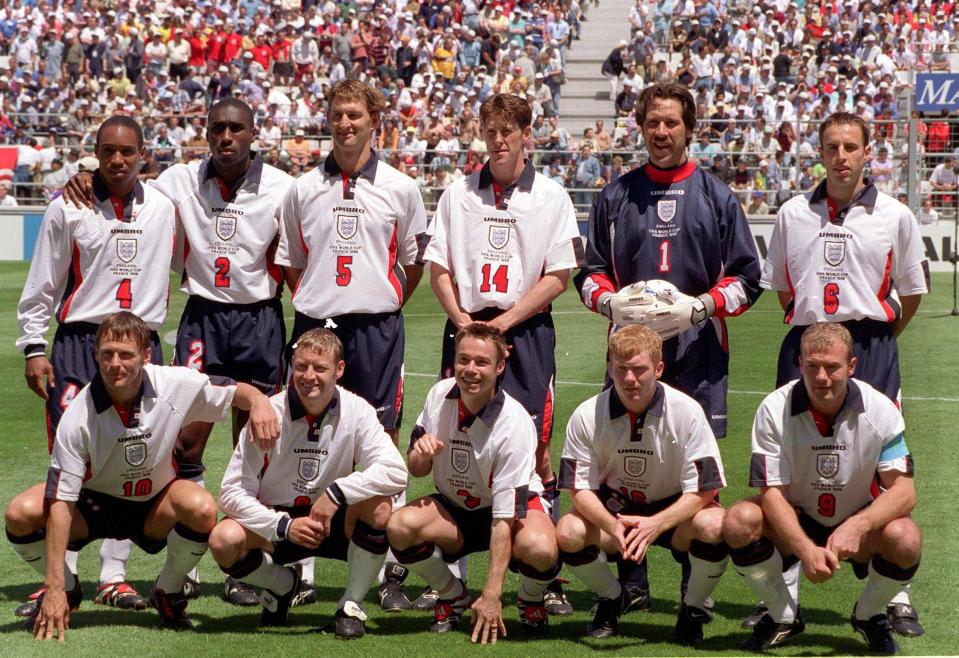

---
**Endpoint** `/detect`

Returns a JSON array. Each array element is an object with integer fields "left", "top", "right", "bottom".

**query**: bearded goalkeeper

[{"left": 573, "top": 81, "right": 762, "bottom": 612}]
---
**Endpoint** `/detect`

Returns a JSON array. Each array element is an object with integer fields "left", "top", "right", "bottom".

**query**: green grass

[{"left": 0, "top": 261, "right": 956, "bottom": 656}]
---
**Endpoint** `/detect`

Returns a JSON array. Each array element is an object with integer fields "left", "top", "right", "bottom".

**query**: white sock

[
  {"left": 407, "top": 546, "right": 462, "bottom": 597},
  {"left": 65, "top": 549, "right": 79, "bottom": 574},
  {"left": 98, "top": 538, "right": 132, "bottom": 584},
  {"left": 856, "top": 558, "right": 915, "bottom": 620},
  {"left": 784, "top": 559, "right": 801, "bottom": 603},
  {"left": 684, "top": 553, "right": 728, "bottom": 609},
  {"left": 567, "top": 551, "right": 622, "bottom": 600},
  {"left": 732, "top": 545, "right": 796, "bottom": 624},
  {"left": 296, "top": 557, "right": 315, "bottom": 585},
  {"left": 519, "top": 574, "right": 553, "bottom": 602},
  {"left": 10, "top": 535, "right": 46, "bottom": 576},
  {"left": 449, "top": 556, "right": 468, "bottom": 583},
  {"left": 236, "top": 551, "right": 295, "bottom": 595},
  {"left": 378, "top": 490, "right": 407, "bottom": 584},
  {"left": 155, "top": 524, "right": 209, "bottom": 593},
  {"left": 339, "top": 541, "right": 388, "bottom": 608},
  {"left": 890, "top": 582, "right": 911, "bottom": 606}
]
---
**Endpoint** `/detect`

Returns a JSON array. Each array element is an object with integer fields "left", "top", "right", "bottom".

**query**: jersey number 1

[
  {"left": 480, "top": 263, "right": 509, "bottom": 293},
  {"left": 658, "top": 241, "right": 670, "bottom": 273}
]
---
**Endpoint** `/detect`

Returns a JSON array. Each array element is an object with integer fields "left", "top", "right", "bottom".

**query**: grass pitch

[{"left": 0, "top": 261, "right": 956, "bottom": 656}]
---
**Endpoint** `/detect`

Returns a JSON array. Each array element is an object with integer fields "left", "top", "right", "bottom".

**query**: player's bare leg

[
  {"left": 378, "top": 428, "right": 412, "bottom": 612},
  {"left": 143, "top": 480, "right": 217, "bottom": 629},
  {"left": 511, "top": 506, "right": 561, "bottom": 635},
  {"left": 557, "top": 509, "right": 626, "bottom": 638}
]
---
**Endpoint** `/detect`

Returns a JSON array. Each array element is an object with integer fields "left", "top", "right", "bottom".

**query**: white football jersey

[
  {"left": 559, "top": 383, "right": 725, "bottom": 506},
  {"left": 413, "top": 379, "right": 542, "bottom": 518},
  {"left": 17, "top": 180, "right": 175, "bottom": 353},
  {"left": 274, "top": 153, "right": 428, "bottom": 317},
  {"left": 219, "top": 386, "right": 408, "bottom": 541},
  {"left": 761, "top": 182, "right": 929, "bottom": 325},
  {"left": 155, "top": 156, "right": 293, "bottom": 304},
  {"left": 423, "top": 162, "right": 584, "bottom": 312},
  {"left": 46, "top": 364, "right": 235, "bottom": 502},
  {"left": 749, "top": 379, "right": 912, "bottom": 527}
]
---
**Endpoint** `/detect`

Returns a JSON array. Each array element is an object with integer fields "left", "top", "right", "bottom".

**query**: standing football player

[
  {"left": 6, "top": 312, "right": 279, "bottom": 638},
  {"left": 275, "top": 79, "right": 428, "bottom": 611},
  {"left": 759, "top": 111, "right": 928, "bottom": 636},
  {"left": 574, "top": 81, "right": 762, "bottom": 614},
  {"left": 16, "top": 116, "right": 175, "bottom": 617},
  {"left": 210, "top": 329, "right": 408, "bottom": 638},
  {"left": 387, "top": 324, "right": 561, "bottom": 642},
  {"left": 724, "top": 323, "right": 921, "bottom": 654},
  {"left": 420, "top": 92, "right": 584, "bottom": 615}
]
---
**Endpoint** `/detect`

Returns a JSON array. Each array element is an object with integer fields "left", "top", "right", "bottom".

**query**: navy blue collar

[
  {"left": 444, "top": 381, "right": 506, "bottom": 427},
  {"left": 200, "top": 151, "right": 265, "bottom": 196},
  {"left": 809, "top": 178, "right": 878, "bottom": 209},
  {"left": 790, "top": 378, "right": 865, "bottom": 417},
  {"left": 90, "top": 368, "right": 157, "bottom": 415},
  {"left": 91, "top": 172, "right": 144, "bottom": 222},
  {"left": 478, "top": 159, "right": 536, "bottom": 191},
  {"left": 323, "top": 149, "right": 379, "bottom": 181},
  {"left": 608, "top": 382, "right": 665, "bottom": 419},
  {"left": 287, "top": 385, "right": 341, "bottom": 422}
]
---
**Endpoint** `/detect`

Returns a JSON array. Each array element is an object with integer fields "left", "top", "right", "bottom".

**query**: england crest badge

[
  {"left": 624, "top": 456, "right": 647, "bottom": 478},
  {"left": 298, "top": 457, "right": 320, "bottom": 481},
  {"left": 656, "top": 199, "right": 676, "bottom": 223},
  {"left": 124, "top": 441, "right": 147, "bottom": 467},
  {"left": 817, "top": 453, "right": 840, "bottom": 478},
  {"left": 451, "top": 447, "right": 470, "bottom": 474},
  {"left": 488, "top": 225, "right": 510, "bottom": 250},
  {"left": 116, "top": 238, "right": 137, "bottom": 263},
  {"left": 215, "top": 214, "right": 237, "bottom": 241},
  {"left": 824, "top": 240, "right": 845, "bottom": 267},
  {"left": 337, "top": 213, "right": 358, "bottom": 240}
]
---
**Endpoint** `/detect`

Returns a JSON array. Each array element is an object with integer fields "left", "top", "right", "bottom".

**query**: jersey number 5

[
  {"left": 336, "top": 255, "right": 353, "bottom": 286},
  {"left": 480, "top": 263, "right": 509, "bottom": 293}
]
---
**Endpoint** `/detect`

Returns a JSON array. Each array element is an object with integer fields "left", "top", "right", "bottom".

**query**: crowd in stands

[{"left": 0, "top": 0, "right": 955, "bottom": 216}]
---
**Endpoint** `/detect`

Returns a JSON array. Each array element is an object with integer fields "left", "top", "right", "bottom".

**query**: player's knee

[
  {"left": 693, "top": 507, "right": 726, "bottom": 545},
  {"left": 4, "top": 490, "right": 44, "bottom": 535},
  {"left": 881, "top": 517, "right": 922, "bottom": 567},
  {"left": 555, "top": 513, "right": 587, "bottom": 553},
  {"left": 722, "top": 500, "right": 763, "bottom": 548},
  {"left": 514, "top": 531, "right": 558, "bottom": 572},
  {"left": 181, "top": 490, "right": 217, "bottom": 533},
  {"left": 208, "top": 521, "right": 246, "bottom": 565},
  {"left": 386, "top": 506, "right": 419, "bottom": 547}
]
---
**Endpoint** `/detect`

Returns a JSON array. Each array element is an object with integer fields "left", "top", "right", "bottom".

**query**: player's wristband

[
  {"left": 24, "top": 344, "right": 46, "bottom": 359},
  {"left": 326, "top": 483, "right": 346, "bottom": 507},
  {"left": 597, "top": 292, "right": 613, "bottom": 320},
  {"left": 276, "top": 513, "right": 292, "bottom": 540}
]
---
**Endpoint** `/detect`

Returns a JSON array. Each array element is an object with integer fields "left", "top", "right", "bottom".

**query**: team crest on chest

[
  {"left": 124, "top": 441, "right": 147, "bottom": 467},
  {"left": 488, "top": 225, "right": 510, "bottom": 250},
  {"left": 824, "top": 240, "right": 845, "bottom": 267},
  {"left": 215, "top": 214, "right": 237, "bottom": 241},
  {"left": 116, "top": 238, "right": 137, "bottom": 263},
  {"left": 298, "top": 457, "right": 320, "bottom": 481},
  {"left": 337, "top": 213, "right": 358, "bottom": 240},
  {"left": 656, "top": 199, "right": 676, "bottom": 223},
  {"left": 624, "top": 456, "right": 646, "bottom": 478},
  {"left": 451, "top": 447, "right": 471, "bottom": 474},
  {"left": 816, "top": 453, "right": 840, "bottom": 478}
]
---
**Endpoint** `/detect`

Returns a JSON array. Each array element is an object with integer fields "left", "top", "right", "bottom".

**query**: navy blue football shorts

[
  {"left": 776, "top": 319, "right": 900, "bottom": 403},
  {"left": 47, "top": 321, "right": 163, "bottom": 452},
  {"left": 67, "top": 486, "right": 172, "bottom": 555},
  {"left": 288, "top": 310, "right": 404, "bottom": 430},
  {"left": 429, "top": 492, "right": 546, "bottom": 562},
  {"left": 440, "top": 309, "right": 556, "bottom": 445},
  {"left": 269, "top": 504, "right": 350, "bottom": 564},
  {"left": 173, "top": 296, "right": 285, "bottom": 395}
]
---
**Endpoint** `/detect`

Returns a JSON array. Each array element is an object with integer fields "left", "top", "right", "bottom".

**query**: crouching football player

[
  {"left": 556, "top": 325, "right": 728, "bottom": 644},
  {"left": 210, "top": 328, "right": 408, "bottom": 639},
  {"left": 387, "top": 323, "right": 560, "bottom": 643},
  {"left": 724, "top": 323, "right": 921, "bottom": 655},
  {"left": 5, "top": 312, "right": 280, "bottom": 639}
]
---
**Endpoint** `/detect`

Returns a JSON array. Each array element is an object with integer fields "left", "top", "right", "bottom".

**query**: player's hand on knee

[
  {"left": 35, "top": 588, "right": 68, "bottom": 642},
  {"left": 471, "top": 595, "right": 506, "bottom": 645},
  {"left": 412, "top": 433, "right": 444, "bottom": 457},
  {"left": 801, "top": 546, "right": 840, "bottom": 583},
  {"left": 288, "top": 517, "right": 324, "bottom": 549},
  {"left": 24, "top": 355, "right": 54, "bottom": 401},
  {"left": 247, "top": 396, "right": 280, "bottom": 449}
]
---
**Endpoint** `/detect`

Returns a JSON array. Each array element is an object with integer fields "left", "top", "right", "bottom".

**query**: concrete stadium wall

[{"left": 3, "top": 208, "right": 955, "bottom": 272}]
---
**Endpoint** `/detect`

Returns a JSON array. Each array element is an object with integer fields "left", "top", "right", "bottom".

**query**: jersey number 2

[
  {"left": 116, "top": 279, "right": 132, "bottom": 309},
  {"left": 823, "top": 283, "right": 839, "bottom": 315},
  {"left": 215, "top": 257, "right": 231, "bottom": 287},
  {"left": 480, "top": 263, "right": 509, "bottom": 293}
]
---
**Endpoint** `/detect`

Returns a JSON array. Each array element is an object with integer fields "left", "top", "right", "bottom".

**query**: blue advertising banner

[{"left": 915, "top": 73, "right": 959, "bottom": 112}]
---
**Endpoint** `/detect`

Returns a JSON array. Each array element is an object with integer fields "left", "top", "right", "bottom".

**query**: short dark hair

[
  {"left": 95, "top": 115, "right": 143, "bottom": 149},
  {"left": 634, "top": 82, "right": 697, "bottom": 145},
  {"left": 818, "top": 111, "right": 870, "bottom": 148},
  {"left": 208, "top": 97, "right": 255, "bottom": 128},
  {"left": 454, "top": 322, "right": 508, "bottom": 362},
  {"left": 480, "top": 93, "right": 532, "bottom": 131},
  {"left": 96, "top": 311, "right": 152, "bottom": 352}
]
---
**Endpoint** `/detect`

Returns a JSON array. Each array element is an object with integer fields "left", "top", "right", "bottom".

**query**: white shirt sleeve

[
  {"left": 218, "top": 437, "right": 288, "bottom": 541},
  {"left": 333, "top": 403, "right": 408, "bottom": 504},
  {"left": 678, "top": 406, "right": 726, "bottom": 494},
  {"left": 489, "top": 415, "right": 538, "bottom": 519},
  {"left": 274, "top": 182, "right": 304, "bottom": 268},
  {"left": 543, "top": 190, "right": 582, "bottom": 274},
  {"left": 182, "top": 372, "right": 237, "bottom": 425},
  {"left": 749, "top": 394, "right": 790, "bottom": 487},
  {"left": 16, "top": 204, "right": 72, "bottom": 353},
  {"left": 559, "top": 403, "right": 601, "bottom": 490},
  {"left": 892, "top": 206, "right": 929, "bottom": 296},
  {"left": 396, "top": 179, "right": 428, "bottom": 267},
  {"left": 760, "top": 209, "right": 789, "bottom": 292},
  {"left": 47, "top": 403, "right": 92, "bottom": 502},
  {"left": 423, "top": 186, "right": 452, "bottom": 270}
]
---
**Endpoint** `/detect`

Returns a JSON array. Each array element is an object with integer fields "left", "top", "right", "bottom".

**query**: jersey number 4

[
  {"left": 116, "top": 279, "right": 132, "bottom": 309},
  {"left": 480, "top": 263, "right": 509, "bottom": 293}
]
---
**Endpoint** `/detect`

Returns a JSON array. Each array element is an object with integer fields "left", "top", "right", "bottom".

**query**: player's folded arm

[
  {"left": 217, "top": 447, "right": 288, "bottom": 541},
  {"left": 339, "top": 414, "right": 409, "bottom": 501}
]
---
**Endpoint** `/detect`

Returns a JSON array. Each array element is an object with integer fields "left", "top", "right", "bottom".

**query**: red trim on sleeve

[
  {"left": 587, "top": 272, "right": 616, "bottom": 310},
  {"left": 708, "top": 276, "right": 748, "bottom": 318},
  {"left": 643, "top": 160, "right": 697, "bottom": 184},
  {"left": 58, "top": 243, "right": 83, "bottom": 322},
  {"left": 539, "top": 387, "right": 553, "bottom": 446},
  {"left": 784, "top": 266, "right": 796, "bottom": 324},
  {"left": 386, "top": 223, "right": 403, "bottom": 304},
  {"left": 876, "top": 249, "right": 895, "bottom": 322}
]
